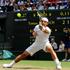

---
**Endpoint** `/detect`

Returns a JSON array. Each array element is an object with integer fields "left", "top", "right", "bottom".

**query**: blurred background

[{"left": 0, "top": 0, "right": 70, "bottom": 61}]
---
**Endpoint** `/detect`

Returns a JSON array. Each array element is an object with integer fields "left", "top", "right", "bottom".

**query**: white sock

[
  {"left": 54, "top": 59, "right": 60, "bottom": 65},
  {"left": 9, "top": 60, "right": 15, "bottom": 66}
]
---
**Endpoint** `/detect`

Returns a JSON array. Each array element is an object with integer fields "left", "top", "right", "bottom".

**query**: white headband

[{"left": 41, "top": 17, "right": 49, "bottom": 22}]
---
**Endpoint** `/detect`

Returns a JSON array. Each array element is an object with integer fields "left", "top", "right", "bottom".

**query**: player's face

[{"left": 40, "top": 19, "right": 48, "bottom": 26}]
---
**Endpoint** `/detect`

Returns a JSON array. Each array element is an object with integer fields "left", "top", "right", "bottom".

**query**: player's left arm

[{"left": 42, "top": 26, "right": 51, "bottom": 34}]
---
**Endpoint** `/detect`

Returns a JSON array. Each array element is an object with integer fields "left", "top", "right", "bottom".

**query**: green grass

[{"left": 0, "top": 60, "right": 70, "bottom": 68}]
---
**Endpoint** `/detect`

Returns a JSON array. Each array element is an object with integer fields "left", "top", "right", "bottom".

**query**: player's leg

[
  {"left": 3, "top": 42, "right": 41, "bottom": 68},
  {"left": 3, "top": 50, "right": 30, "bottom": 68},
  {"left": 43, "top": 42, "right": 62, "bottom": 70}
]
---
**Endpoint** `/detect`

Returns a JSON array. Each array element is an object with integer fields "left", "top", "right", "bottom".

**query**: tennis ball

[{"left": 17, "top": 13, "right": 21, "bottom": 18}]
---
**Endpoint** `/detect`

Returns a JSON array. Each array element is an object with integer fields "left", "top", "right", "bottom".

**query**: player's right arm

[{"left": 32, "top": 30, "right": 37, "bottom": 38}]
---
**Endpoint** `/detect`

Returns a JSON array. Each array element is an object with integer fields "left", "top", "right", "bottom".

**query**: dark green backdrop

[{"left": 0, "top": 10, "right": 70, "bottom": 60}]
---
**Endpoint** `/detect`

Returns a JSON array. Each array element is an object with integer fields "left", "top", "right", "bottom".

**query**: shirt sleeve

[{"left": 33, "top": 25, "right": 38, "bottom": 32}]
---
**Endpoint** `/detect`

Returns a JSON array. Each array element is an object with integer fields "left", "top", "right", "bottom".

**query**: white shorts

[{"left": 26, "top": 41, "right": 52, "bottom": 56}]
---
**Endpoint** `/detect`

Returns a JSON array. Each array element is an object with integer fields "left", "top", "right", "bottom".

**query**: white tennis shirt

[{"left": 34, "top": 25, "right": 51, "bottom": 43}]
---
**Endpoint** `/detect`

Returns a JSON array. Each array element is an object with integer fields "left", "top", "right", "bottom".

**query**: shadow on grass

[{"left": 13, "top": 66, "right": 45, "bottom": 69}]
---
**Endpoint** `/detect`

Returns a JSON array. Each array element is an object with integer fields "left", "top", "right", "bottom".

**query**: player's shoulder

[
  {"left": 34, "top": 25, "right": 39, "bottom": 31},
  {"left": 35, "top": 25, "right": 39, "bottom": 28}
]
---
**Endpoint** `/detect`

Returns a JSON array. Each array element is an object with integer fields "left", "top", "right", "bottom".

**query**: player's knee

[
  {"left": 47, "top": 47, "right": 53, "bottom": 52},
  {"left": 48, "top": 48, "right": 56, "bottom": 55}
]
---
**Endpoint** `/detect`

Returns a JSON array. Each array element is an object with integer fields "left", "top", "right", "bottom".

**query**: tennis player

[{"left": 3, "top": 17, "right": 62, "bottom": 70}]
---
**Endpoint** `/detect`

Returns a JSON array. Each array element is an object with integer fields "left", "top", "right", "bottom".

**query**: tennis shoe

[
  {"left": 3, "top": 64, "right": 12, "bottom": 68},
  {"left": 56, "top": 62, "right": 62, "bottom": 70}
]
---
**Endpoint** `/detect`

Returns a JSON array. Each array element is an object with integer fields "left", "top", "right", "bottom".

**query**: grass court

[{"left": 0, "top": 60, "right": 70, "bottom": 70}]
